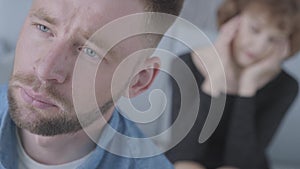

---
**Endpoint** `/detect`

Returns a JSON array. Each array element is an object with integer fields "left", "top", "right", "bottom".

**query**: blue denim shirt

[{"left": 0, "top": 85, "right": 174, "bottom": 169}]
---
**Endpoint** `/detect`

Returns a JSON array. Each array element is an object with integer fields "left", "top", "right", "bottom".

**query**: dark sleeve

[
  {"left": 167, "top": 83, "right": 237, "bottom": 168},
  {"left": 165, "top": 53, "right": 210, "bottom": 163},
  {"left": 166, "top": 89, "right": 212, "bottom": 163},
  {"left": 223, "top": 97, "right": 269, "bottom": 169},
  {"left": 256, "top": 71, "right": 299, "bottom": 148},
  {"left": 223, "top": 71, "right": 299, "bottom": 169},
  {"left": 166, "top": 53, "right": 238, "bottom": 169}
]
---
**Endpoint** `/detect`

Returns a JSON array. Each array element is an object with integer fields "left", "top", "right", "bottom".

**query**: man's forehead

[
  {"left": 29, "top": 0, "right": 149, "bottom": 60},
  {"left": 30, "top": 0, "right": 146, "bottom": 36}
]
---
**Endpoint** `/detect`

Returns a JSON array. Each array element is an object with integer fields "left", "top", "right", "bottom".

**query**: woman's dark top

[{"left": 165, "top": 53, "right": 299, "bottom": 169}]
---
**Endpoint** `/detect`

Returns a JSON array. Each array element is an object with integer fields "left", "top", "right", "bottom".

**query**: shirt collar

[
  {"left": 78, "top": 108, "right": 120, "bottom": 169},
  {"left": 0, "top": 105, "right": 18, "bottom": 169},
  {"left": 0, "top": 93, "right": 120, "bottom": 169}
]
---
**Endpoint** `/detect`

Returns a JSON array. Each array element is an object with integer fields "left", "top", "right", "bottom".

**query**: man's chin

[
  {"left": 11, "top": 112, "right": 84, "bottom": 136},
  {"left": 8, "top": 96, "right": 83, "bottom": 136}
]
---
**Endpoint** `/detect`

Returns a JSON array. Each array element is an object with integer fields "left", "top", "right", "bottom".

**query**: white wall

[{"left": 0, "top": 0, "right": 31, "bottom": 83}]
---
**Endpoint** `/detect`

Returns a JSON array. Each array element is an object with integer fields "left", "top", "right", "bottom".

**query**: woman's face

[{"left": 232, "top": 10, "right": 290, "bottom": 68}]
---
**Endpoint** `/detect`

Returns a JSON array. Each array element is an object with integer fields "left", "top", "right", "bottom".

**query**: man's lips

[{"left": 20, "top": 88, "right": 57, "bottom": 109}]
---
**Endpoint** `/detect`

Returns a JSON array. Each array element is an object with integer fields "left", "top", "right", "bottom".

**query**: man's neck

[
  {"left": 19, "top": 129, "right": 95, "bottom": 165},
  {"left": 18, "top": 109, "right": 114, "bottom": 165}
]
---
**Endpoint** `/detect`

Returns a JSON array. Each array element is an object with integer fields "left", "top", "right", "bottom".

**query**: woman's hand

[
  {"left": 238, "top": 40, "right": 290, "bottom": 96},
  {"left": 192, "top": 16, "right": 241, "bottom": 96}
]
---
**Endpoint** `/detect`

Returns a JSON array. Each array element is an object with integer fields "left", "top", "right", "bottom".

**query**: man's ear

[{"left": 127, "top": 57, "right": 160, "bottom": 98}]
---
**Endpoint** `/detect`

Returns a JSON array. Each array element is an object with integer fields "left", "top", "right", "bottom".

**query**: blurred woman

[{"left": 166, "top": 0, "right": 300, "bottom": 168}]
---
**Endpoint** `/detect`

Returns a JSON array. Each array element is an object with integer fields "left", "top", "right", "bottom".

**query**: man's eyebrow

[
  {"left": 88, "top": 38, "right": 118, "bottom": 58},
  {"left": 79, "top": 29, "right": 94, "bottom": 42},
  {"left": 83, "top": 34, "right": 119, "bottom": 59},
  {"left": 29, "top": 8, "right": 58, "bottom": 25},
  {"left": 79, "top": 29, "right": 111, "bottom": 51}
]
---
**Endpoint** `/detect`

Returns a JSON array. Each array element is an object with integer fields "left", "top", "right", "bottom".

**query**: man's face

[
  {"left": 8, "top": 0, "right": 147, "bottom": 136},
  {"left": 233, "top": 10, "right": 290, "bottom": 68}
]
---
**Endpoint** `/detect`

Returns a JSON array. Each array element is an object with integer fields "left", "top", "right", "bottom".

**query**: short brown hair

[
  {"left": 217, "top": 0, "right": 300, "bottom": 56},
  {"left": 139, "top": 0, "right": 185, "bottom": 48},
  {"left": 144, "top": 0, "right": 184, "bottom": 16}
]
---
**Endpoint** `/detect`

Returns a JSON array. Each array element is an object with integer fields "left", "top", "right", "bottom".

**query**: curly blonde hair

[{"left": 217, "top": 0, "right": 300, "bottom": 56}]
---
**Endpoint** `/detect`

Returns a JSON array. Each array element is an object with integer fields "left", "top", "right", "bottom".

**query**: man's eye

[
  {"left": 37, "top": 24, "right": 50, "bottom": 33},
  {"left": 82, "top": 47, "right": 98, "bottom": 58}
]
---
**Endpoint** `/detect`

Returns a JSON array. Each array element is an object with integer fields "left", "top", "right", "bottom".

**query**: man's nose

[{"left": 34, "top": 42, "right": 73, "bottom": 84}]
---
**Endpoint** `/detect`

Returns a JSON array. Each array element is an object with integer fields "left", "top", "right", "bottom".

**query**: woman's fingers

[
  {"left": 265, "top": 39, "right": 290, "bottom": 66},
  {"left": 278, "top": 39, "right": 291, "bottom": 60},
  {"left": 217, "top": 16, "right": 241, "bottom": 45}
]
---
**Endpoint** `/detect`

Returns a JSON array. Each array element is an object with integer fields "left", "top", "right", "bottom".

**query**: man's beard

[{"left": 8, "top": 73, "right": 114, "bottom": 136}]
